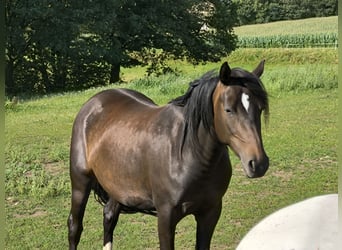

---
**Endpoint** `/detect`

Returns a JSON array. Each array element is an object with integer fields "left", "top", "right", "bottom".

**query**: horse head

[{"left": 213, "top": 61, "right": 269, "bottom": 178}]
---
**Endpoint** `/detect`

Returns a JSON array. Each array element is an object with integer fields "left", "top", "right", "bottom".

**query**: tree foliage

[
  {"left": 234, "top": 0, "right": 337, "bottom": 25},
  {"left": 6, "top": 0, "right": 238, "bottom": 96}
]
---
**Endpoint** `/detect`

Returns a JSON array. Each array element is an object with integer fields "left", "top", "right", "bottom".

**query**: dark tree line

[
  {"left": 233, "top": 0, "right": 337, "bottom": 26},
  {"left": 6, "top": 0, "right": 336, "bottom": 96},
  {"left": 6, "top": 1, "right": 238, "bottom": 96}
]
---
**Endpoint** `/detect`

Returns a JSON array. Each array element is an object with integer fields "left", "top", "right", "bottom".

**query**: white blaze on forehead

[{"left": 241, "top": 93, "right": 250, "bottom": 112}]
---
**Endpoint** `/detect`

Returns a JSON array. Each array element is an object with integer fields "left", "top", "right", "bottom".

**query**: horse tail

[{"left": 92, "top": 180, "right": 109, "bottom": 206}]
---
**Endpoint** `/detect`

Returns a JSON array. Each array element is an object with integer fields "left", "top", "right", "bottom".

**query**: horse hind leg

[
  {"left": 67, "top": 168, "right": 92, "bottom": 250},
  {"left": 103, "top": 199, "right": 121, "bottom": 250}
]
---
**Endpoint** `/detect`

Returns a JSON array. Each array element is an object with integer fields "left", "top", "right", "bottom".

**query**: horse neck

[
  {"left": 168, "top": 105, "right": 226, "bottom": 165},
  {"left": 185, "top": 122, "right": 225, "bottom": 165}
]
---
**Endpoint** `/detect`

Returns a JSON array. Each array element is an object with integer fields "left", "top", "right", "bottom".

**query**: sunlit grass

[
  {"left": 5, "top": 47, "right": 337, "bottom": 249},
  {"left": 234, "top": 16, "right": 337, "bottom": 36}
]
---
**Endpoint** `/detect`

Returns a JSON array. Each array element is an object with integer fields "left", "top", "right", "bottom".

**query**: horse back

[{"left": 71, "top": 88, "right": 159, "bottom": 165}]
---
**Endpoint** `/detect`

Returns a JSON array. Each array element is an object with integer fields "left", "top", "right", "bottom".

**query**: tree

[
  {"left": 233, "top": 0, "right": 337, "bottom": 25},
  {"left": 6, "top": 0, "right": 238, "bottom": 96},
  {"left": 6, "top": 1, "right": 111, "bottom": 94},
  {"left": 84, "top": 0, "right": 238, "bottom": 82},
  {"left": 234, "top": 0, "right": 257, "bottom": 25}
]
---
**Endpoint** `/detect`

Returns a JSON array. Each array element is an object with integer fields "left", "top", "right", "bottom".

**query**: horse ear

[
  {"left": 253, "top": 59, "right": 265, "bottom": 77},
  {"left": 219, "top": 62, "right": 231, "bottom": 85}
]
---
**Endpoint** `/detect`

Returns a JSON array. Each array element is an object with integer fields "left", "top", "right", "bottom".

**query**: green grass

[
  {"left": 237, "top": 33, "right": 338, "bottom": 48},
  {"left": 5, "top": 48, "right": 337, "bottom": 249},
  {"left": 234, "top": 16, "right": 338, "bottom": 48},
  {"left": 234, "top": 16, "right": 338, "bottom": 36},
  {"left": 120, "top": 48, "right": 338, "bottom": 88}
]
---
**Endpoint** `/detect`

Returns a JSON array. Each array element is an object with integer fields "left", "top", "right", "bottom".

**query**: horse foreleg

[
  {"left": 194, "top": 202, "right": 222, "bottom": 250},
  {"left": 103, "top": 199, "right": 121, "bottom": 250},
  {"left": 157, "top": 207, "right": 180, "bottom": 250},
  {"left": 67, "top": 174, "right": 92, "bottom": 250}
]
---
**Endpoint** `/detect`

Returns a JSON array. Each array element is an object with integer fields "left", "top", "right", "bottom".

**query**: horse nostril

[
  {"left": 247, "top": 157, "right": 269, "bottom": 178},
  {"left": 249, "top": 160, "right": 256, "bottom": 172}
]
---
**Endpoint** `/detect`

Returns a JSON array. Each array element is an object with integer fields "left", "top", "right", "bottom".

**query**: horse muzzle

[{"left": 243, "top": 155, "right": 269, "bottom": 178}]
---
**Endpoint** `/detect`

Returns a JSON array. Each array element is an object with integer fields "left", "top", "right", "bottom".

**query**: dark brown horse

[{"left": 67, "top": 61, "right": 269, "bottom": 250}]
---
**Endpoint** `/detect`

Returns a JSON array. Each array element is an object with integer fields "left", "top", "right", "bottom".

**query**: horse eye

[{"left": 225, "top": 108, "right": 232, "bottom": 113}]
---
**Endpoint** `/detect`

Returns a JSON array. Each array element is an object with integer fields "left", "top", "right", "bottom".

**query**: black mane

[
  {"left": 171, "top": 71, "right": 218, "bottom": 136},
  {"left": 170, "top": 71, "right": 219, "bottom": 155}
]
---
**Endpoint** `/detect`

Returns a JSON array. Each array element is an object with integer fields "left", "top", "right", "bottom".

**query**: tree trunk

[
  {"left": 53, "top": 53, "right": 68, "bottom": 92},
  {"left": 5, "top": 58, "right": 15, "bottom": 95},
  {"left": 110, "top": 63, "right": 120, "bottom": 84}
]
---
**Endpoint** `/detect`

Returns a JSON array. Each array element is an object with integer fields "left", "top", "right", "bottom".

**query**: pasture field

[
  {"left": 234, "top": 16, "right": 337, "bottom": 36},
  {"left": 234, "top": 16, "right": 338, "bottom": 48},
  {"left": 122, "top": 48, "right": 338, "bottom": 86},
  {"left": 5, "top": 47, "right": 337, "bottom": 249}
]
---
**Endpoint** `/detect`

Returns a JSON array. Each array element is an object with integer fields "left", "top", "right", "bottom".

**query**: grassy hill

[
  {"left": 234, "top": 16, "right": 338, "bottom": 36},
  {"left": 234, "top": 16, "right": 338, "bottom": 48}
]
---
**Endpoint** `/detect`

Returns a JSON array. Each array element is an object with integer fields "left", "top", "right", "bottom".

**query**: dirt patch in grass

[
  {"left": 270, "top": 169, "right": 293, "bottom": 182},
  {"left": 13, "top": 209, "right": 48, "bottom": 219},
  {"left": 44, "top": 161, "right": 65, "bottom": 176},
  {"left": 6, "top": 197, "right": 48, "bottom": 219}
]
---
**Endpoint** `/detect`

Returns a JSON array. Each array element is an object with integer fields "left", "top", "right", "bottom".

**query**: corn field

[{"left": 237, "top": 33, "right": 338, "bottom": 48}]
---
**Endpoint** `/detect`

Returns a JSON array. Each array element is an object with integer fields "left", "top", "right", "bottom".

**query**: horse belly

[{"left": 89, "top": 129, "right": 157, "bottom": 210}]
